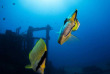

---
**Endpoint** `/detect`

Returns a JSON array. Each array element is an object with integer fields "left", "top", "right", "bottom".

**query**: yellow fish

[
  {"left": 25, "top": 38, "right": 47, "bottom": 74},
  {"left": 58, "top": 9, "right": 80, "bottom": 45}
]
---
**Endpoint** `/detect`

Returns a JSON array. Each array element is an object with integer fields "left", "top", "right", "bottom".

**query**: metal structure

[
  {"left": 27, "top": 25, "right": 52, "bottom": 49},
  {"left": 21, "top": 25, "right": 52, "bottom": 60}
]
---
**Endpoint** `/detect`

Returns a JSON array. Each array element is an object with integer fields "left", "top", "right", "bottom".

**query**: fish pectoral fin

[
  {"left": 70, "top": 34, "right": 79, "bottom": 41},
  {"left": 25, "top": 65, "right": 32, "bottom": 69}
]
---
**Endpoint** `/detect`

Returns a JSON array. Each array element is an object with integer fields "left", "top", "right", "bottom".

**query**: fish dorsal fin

[
  {"left": 70, "top": 9, "right": 77, "bottom": 22},
  {"left": 64, "top": 9, "right": 77, "bottom": 24},
  {"left": 25, "top": 65, "right": 32, "bottom": 69}
]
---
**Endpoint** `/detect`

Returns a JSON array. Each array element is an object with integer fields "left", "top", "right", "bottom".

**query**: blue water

[{"left": 0, "top": 0, "right": 110, "bottom": 74}]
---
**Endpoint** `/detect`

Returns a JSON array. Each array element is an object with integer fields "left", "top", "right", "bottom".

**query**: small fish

[
  {"left": 25, "top": 39, "right": 47, "bottom": 74},
  {"left": 58, "top": 9, "right": 80, "bottom": 45},
  {"left": 3, "top": 18, "right": 5, "bottom": 20},
  {"left": 2, "top": 5, "right": 3, "bottom": 8},
  {"left": 12, "top": 3, "right": 15, "bottom": 5}
]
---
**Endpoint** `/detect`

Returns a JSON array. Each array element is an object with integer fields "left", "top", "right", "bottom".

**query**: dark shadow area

[
  {"left": 81, "top": 65, "right": 110, "bottom": 74},
  {"left": 0, "top": 25, "right": 66, "bottom": 74},
  {"left": 82, "top": 66, "right": 103, "bottom": 74},
  {"left": 1, "top": 26, "right": 110, "bottom": 74},
  {"left": 0, "top": 30, "right": 32, "bottom": 74}
]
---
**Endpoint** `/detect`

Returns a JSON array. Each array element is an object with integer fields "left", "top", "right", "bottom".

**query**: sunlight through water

[
  {"left": 19, "top": 0, "right": 81, "bottom": 15},
  {"left": 20, "top": 0, "right": 65, "bottom": 15}
]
